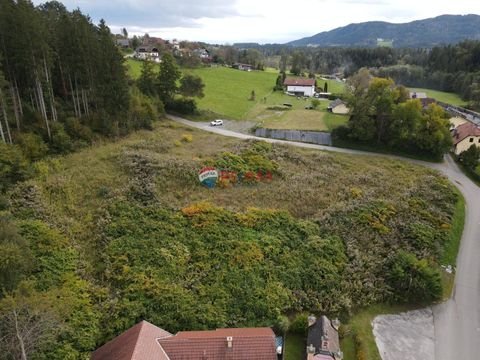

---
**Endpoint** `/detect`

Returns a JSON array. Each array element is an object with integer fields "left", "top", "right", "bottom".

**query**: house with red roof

[
  {"left": 284, "top": 77, "right": 316, "bottom": 97},
  {"left": 91, "top": 321, "right": 279, "bottom": 360},
  {"left": 452, "top": 121, "right": 480, "bottom": 155}
]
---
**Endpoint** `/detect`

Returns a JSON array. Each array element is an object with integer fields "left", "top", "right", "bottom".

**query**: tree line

[
  {"left": 225, "top": 41, "right": 480, "bottom": 109},
  {"left": 0, "top": 0, "right": 205, "bottom": 193},
  {"left": 333, "top": 69, "right": 453, "bottom": 159}
]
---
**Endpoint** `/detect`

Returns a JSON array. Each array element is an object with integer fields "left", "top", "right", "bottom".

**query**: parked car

[{"left": 210, "top": 119, "right": 224, "bottom": 126}]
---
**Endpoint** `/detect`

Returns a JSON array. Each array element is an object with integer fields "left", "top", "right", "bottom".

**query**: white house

[
  {"left": 284, "top": 78, "right": 316, "bottom": 97},
  {"left": 134, "top": 45, "right": 159, "bottom": 60},
  {"left": 452, "top": 121, "right": 480, "bottom": 155}
]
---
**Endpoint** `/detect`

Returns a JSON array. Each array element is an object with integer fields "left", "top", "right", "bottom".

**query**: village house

[
  {"left": 451, "top": 121, "right": 480, "bottom": 155},
  {"left": 232, "top": 63, "right": 253, "bottom": 71},
  {"left": 284, "top": 77, "right": 316, "bottom": 97},
  {"left": 327, "top": 99, "right": 349, "bottom": 114},
  {"left": 134, "top": 45, "right": 160, "bottom": 61},
  {"left": 116, "top": 39, "right": 130, "bottom": 48},
  {"left": 306, "top": 315, "right": 343, "bottom": 360},
  {"left": 91, "top": 320, "right": 280, "bottom": 360}
]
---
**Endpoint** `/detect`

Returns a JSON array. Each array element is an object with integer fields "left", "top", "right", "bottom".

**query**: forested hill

[{"left": 288, "top": 15, "right": 480, "bottom": 48}]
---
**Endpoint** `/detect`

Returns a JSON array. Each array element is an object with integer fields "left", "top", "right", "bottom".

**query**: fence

[{"left": 255, "top": 128, "right": 332, "bottom": 146}]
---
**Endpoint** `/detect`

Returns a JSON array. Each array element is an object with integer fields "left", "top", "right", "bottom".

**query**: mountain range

[{"left": 288, "top": 15, "right": 480, "bottom": 48}]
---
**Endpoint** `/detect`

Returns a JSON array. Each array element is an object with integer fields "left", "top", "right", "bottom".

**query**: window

[{"left": 470, "top": 138, "right": 474, "bottom": 142}]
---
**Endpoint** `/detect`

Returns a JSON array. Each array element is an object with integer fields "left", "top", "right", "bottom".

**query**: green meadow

[{"left": 409, "top": 87, "right": 467, "bottom": 106}]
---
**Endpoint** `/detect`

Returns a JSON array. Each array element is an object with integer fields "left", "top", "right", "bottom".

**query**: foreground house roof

[
  {"left": 452, "top": 121, "right": 480, "bottom": 145},
  {"left": 91, "top": 321, "right": 172, "bottom": 360},
  {"left": 307, "top": 315, "right": 341, "bottom": 359},
  {"left": 159, "top": 328, "right": 277, "bottom": 360},
  {"left": 284, "top": 78, "right": 316, "bottom": 87},
  {"left": 92, "top": 322, "right": 277, "bottom": 360}
]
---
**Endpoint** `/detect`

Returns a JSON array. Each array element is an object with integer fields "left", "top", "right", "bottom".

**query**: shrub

[
  {"left": 311, "top": 99, "right": 321, "bottom": 109},
  {"left": 0, "top": 142, "right": 30, "bottom": 192},
  {"left": 181, "top": 134, "right": 193, "bottom": 143},
  {"left": 167, "top": 98, "right": 197, "bottom": 114},
  {"left": 290, "top": 313, "right": 308, "bottom": 335},
  {"left": 129, "top": 88, "right": 160, "bottom": 131},
  {"left": 50, "top": 123, "right": 73, "bottom": 154},
  {"left": 64, "top": 118, "right": 94, "bottom": 144},
  {"left": 388, "top": 250, "right": 442, "bottom": 303},
  {"left": 17, "top": 133, "right": 48, "bottom": 161}
]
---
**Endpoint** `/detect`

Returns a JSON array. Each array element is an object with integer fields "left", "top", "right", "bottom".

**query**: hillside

[
  {"left": 288, "top": 15, "right": 480, "bottom": 48},
  {"left": 0, "top": 120, "right": 462, "bottom": 357}
]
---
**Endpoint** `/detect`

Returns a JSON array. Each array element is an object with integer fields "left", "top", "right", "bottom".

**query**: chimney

[
  {"left": 226, "top": 336, "right": 233, "bottom": 348},
  {"left": 306, "top": 344, "right": 315, "bottom": 360}
]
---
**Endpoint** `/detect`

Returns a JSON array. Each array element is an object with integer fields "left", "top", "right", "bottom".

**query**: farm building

[
  {"left": 328, "top": 99, "right": 349, "bottom": 114},
  {"left": 284, "top": 77, "right": 316, "bottom": 97},
  {"left": 452, "top": 121, "right": 480, "bottom": 155},
  {"left": 233, "top": 63, "right": 253, "bottom": 71},
  {"left": 410, "top": 92, "right": 427, "bottom": 99}
]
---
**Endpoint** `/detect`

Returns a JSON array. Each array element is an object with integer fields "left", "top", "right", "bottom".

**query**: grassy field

[
  {"left": 183, "top": 66, "right": 278, "bottom": 119},
  {"left": 248, "top": 91, "right": 348, "bottom": 131},
  {"left": 409, "top": 87, "right": 467, "bottom": 106},
  {"left": 125, "top": 58, "right": 146, "bottom": 79},
  {"left": 126, "top": 59, "right": 347, "bottom": 129},
  {"left": 284, "top": 334, "right": 304, "bottom": 360},
  {"left": 317, "top": 77, "right": 347, "bottom": 94},
  {"left": 7, "top": 119, "right": 464, "bottom": 358}
]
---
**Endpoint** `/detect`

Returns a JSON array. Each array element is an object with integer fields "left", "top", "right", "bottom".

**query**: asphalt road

[{"left": 167, "top": 115, "right": 480, "bottom": 359}]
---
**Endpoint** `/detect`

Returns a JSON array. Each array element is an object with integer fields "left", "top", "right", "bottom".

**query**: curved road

[{"left": 168, "top": 115, "right": 480, "bottom": 359}]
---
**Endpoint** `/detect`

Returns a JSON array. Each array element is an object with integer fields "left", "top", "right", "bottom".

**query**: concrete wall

[{"left": 255, "top": 128, "right": 332, "bottom": 146}]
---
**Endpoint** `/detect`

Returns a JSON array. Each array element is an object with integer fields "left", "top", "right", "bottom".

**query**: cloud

[
  {"left": 35, "top": 0, "right": 241, "bottom": 28},
  {"left": 32, "top": 0, "right": 480, "bottom": 43}
]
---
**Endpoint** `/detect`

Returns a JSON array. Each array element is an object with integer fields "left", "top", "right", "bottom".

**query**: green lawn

[
  {"left": 316, "top": 77, "right": 347, "bottom": 94},
  {"left": 284, "top": 334, "right": 305, "bottom": 360},
  {"left": 409, "top": 88, "right": 467, "bottom": 106},
  {"left": 249, "top": 91, "right": 348, "bottom": 132},
  {"left": 184, "top": 66, "right": 278, "bottom": 119},
  {"left": 125, "top": 58, "right": 146, "bottom": 79}
]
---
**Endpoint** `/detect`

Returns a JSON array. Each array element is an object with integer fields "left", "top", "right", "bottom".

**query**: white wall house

[
  {"left": 284, "top": 78, "right": 315, "bottom": 97},
  {"left": 134, "top": 46, "right": 159, "bottom": 60},
  {"left": 452, "top": 122, "right": 480, "bottom": 155}
]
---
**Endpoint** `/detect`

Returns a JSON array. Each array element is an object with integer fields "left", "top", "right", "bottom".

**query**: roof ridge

[{"left": 130, "top": 320, "right": 148, "bottom": 360}]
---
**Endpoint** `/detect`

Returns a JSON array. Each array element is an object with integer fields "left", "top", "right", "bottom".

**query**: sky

[{"left": 33, "top": 0, "right": 480, "bottom": 44}]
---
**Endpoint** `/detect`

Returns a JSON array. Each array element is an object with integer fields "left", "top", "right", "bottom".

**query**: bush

[
  {"left": 17, "top": 133, "right": 48, "bottom": 161},
  {"left": 129, "top": 88, "right": 160, "bottom": 131},
  {"left": 181, "top": 134, "right": 193, "bottom": 143},
  {"left": 290, "top": 313, "right": 308, "bottom": 335},
  {"left": 50, "top": 123, "right": 73, "bottom": 154},
  {"left": 331, "top": 125, "right": 351, "bottom": 140},
  {"left": 64, "top": 118, "right": 94, "bottom": 145},
  {"left": 388, "top": 251, "right": 443, "bottom": 303},
  {"left": 167, "top": 98, "right": 197, "bottom": 114},
  {"left": 0, "top": 143, "right": 30, "bottom": 192}
]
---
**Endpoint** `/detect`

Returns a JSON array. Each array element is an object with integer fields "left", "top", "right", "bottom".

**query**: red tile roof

[
  {"left": 91, "top": 321, "right": 172, "bottom": 360},
  {"left": 159, "top": 328, "right": 277, "bottom": 360},
  {"left": 92, "top": 322, "right": 277, "bottom": 360},
  {"left": 284, "top": 77, "right": 315, "bottom": 87},
  {"left": 453, "top": 122, "right": 480, "bottom": 145}
]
